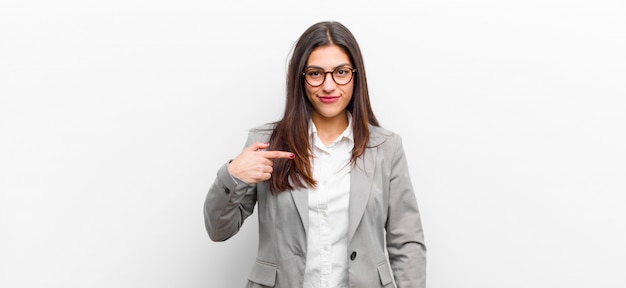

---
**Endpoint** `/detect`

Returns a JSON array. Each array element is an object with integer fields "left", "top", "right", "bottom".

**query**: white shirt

[{"left": 302, "top": 116, "right": 354, "bottom": 288}]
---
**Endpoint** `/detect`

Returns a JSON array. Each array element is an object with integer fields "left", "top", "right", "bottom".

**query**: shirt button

[
  {"left": 324, "top": 246, "right": 329, "bottom": 251},
  {"left": 350, "top": 251, "right": 357, "bottom": 260}
]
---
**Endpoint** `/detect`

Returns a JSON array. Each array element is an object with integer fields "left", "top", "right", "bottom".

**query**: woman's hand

[{"left": 227, "top": 142, "right": 294, "bottom": 184}]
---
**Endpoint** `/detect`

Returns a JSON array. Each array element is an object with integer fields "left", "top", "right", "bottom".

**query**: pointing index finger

[{"left": 260, "top": 150, "right": 295, "bottom": 159}]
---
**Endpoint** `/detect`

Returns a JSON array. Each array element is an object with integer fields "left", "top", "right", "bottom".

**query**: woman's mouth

[{"left": 319, "top": 96, "right": 340, "bottom": 103}]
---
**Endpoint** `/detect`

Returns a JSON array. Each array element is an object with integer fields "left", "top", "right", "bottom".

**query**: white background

[{"left": 1, "top": 0, "right": 625, "bottom": 287}]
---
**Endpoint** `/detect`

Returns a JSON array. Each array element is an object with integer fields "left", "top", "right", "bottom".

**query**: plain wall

[{"left": 1, "top": 0, "right": 625, "bottom": 287}]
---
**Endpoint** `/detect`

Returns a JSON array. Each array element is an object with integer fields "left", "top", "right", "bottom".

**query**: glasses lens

[
  {"left": 333, "top": 67, "right": 353, "bottom": 85},
  {"left": 305, "top": 69, "right": 325, "bottom": 86}
]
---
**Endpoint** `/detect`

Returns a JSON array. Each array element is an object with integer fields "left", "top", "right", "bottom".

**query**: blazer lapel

[
  {"left": 291, "top": 188, "right": 309, "bottom": 237},
  {"left": 348, "top": 144, "right": 378, "bottom": 242}
]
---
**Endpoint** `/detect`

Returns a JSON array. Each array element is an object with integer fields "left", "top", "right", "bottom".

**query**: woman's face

[{"left": 304, "top": 45, "right": 354, "bottom": 123}]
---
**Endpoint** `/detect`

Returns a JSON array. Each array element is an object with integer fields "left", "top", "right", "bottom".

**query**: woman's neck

[{"left": 311, "top": 112, "right": 349, "bottom": 146}]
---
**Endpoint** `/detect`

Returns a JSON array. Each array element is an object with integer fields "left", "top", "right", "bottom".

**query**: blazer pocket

[
  {"left": 248, "top": 260, "right": 277, "bottom": 287},
  {"left": 377, "top": 262, "right": 394, "bottom": 286}
]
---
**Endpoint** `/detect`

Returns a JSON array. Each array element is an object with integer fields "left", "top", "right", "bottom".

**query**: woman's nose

[{"left": 321, "top": 73, "right": 336, "bottom": 91}]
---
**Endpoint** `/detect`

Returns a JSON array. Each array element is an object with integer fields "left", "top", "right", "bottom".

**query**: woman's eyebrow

[{"left": 304, "top": 63, "right": 352, "bottom": 70}]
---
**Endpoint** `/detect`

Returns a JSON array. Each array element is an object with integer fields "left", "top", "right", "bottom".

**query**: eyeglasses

[{"left": 303, "top": 65, "right": 357, "bottom": 87}]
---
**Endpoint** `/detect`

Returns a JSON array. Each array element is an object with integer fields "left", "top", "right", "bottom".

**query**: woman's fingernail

[{"left": 290, "top": 153, "right": 295, "bottom": 159}]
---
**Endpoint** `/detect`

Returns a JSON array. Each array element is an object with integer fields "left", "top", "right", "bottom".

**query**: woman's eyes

[
  {"left": 307, "top": 70, "right": 323, "bottom": 77},
  {"left": 306, "top": 67, "right": 351, "bottom": 78},
  {"left": 336, "top": 69, "right": 349, "bottom": 76}
]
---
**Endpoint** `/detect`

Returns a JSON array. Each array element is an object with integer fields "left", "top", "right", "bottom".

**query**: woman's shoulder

[
  {"left": 368, "top": 124, "right": 401, "bottom": 145},
  {"left": 243, "top": 123, "right": 276, "bottom": 144},
  {"left": 369, "top": 124, "right": 395, "bottom": 137},
  {"left": 249, "top": 123, "right": 276, "bottom": 135}
]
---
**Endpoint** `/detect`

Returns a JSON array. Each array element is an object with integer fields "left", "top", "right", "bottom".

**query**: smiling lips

[{"left": 319, "top": 96, "right": 340, "bottom": 103}]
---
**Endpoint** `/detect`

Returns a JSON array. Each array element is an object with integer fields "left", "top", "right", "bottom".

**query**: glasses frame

[{"left": 302, "top": 66, "right": 357, "bottom": 87}]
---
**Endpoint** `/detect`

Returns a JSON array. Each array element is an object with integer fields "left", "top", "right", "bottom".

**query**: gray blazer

[{"left": 204, "top": 124, "right": 426, "bottom": 288}]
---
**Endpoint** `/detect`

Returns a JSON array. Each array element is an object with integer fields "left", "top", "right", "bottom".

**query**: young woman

[{"left": 204, "top": 21, "right": 426, "bottom": 288}]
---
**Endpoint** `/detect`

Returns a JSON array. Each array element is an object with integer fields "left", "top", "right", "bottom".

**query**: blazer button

[
  {"left": 224, "top": 188, "right": 230, "bottom": 194},
  {"left": 350, "top": 251, "right": 357, "bottom": 260}
]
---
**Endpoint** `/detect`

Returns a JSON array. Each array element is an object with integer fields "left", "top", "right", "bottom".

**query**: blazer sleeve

[
  {"left": 203, "top": 131, "right": 258, "bottom": 242},
  {"left": 385, "top": 134, "right": 427, "bottom": 288}
]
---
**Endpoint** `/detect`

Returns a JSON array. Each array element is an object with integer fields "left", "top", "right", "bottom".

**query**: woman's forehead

[{"left": 306, "top": 45, "right": 351, "bottom": 68}]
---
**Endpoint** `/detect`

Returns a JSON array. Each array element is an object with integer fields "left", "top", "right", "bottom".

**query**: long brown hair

[{"left": 268, "top": 21, "right": 379, "bottom": 193}]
